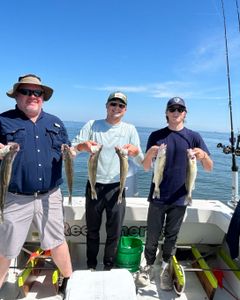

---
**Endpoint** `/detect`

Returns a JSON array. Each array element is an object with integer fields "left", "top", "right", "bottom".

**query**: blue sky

[{"left": 1, "top": 0, "right": 240, "bottom": 132}]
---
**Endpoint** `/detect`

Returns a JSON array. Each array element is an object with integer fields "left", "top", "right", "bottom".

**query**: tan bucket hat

[{"left": 6, "top": 74, "right": 54, "bottom": 101}]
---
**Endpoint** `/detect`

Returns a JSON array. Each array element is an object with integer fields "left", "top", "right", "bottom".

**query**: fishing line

[{"left": 235, "top": 0, "right": 240, "bottom": 32}]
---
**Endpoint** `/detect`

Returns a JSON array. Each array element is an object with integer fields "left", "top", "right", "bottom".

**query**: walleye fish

[
  {"left": 88, "top": 145, "right": 102, "bottom": 200},
  {"left": 0, "top": 145, "right": 11, "bottom": 158},
  {"left": 115, "top": 147, "right": 129, "bottom": 204},
  {"left": 185, "top": 148, "right": 197, "bottom": 206},
  {"left": 152, "top": 144, "right": 167, "bottom": 199},
  {"left": 62, "top": 144, "right": 74, "bottom": 205},
  {"left": 0, "top": 143, "right": 19, "bottom": 223}
]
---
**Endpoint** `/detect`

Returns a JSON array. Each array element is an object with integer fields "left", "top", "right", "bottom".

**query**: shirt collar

[{"left": 15, "top": 104, "right": 44, "bottom": 121}]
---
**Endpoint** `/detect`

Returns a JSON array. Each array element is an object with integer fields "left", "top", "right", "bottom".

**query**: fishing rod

[
  {"left": 217, "top": 0, "right": 240, "bottom": 207},
  {"left": 235, "top": 0, "right": 240, "bottom": 32}
]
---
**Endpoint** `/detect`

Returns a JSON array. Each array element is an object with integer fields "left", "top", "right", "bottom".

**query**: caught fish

[
  {"left": 185, "top": 148, "right": 197, "bottom": 206},
  {"left": 152, "top": 144, "right": 167, "bottom": 199},
  {"left": 88, "top": 145, "right": 102, "bottom": 200},
  {"left": 115, "top": 147, "right": 129, "bottom": 204},
  {"left": 62, "top": 144, "right": 74, "bottom": 205},
  {"left": 0, "top": 143, "right": 19, "bottom": 223},
  {"left": 0, "top": 145, "right": 12, "bottom": 158}
]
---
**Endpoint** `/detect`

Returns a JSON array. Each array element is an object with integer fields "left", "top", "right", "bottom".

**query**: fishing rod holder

[
  {"left": 217, "top": 134, "right": 240, "bottom": 156},
  {"left": 217, "top": 134, "right": 240, "bottom": 207}
]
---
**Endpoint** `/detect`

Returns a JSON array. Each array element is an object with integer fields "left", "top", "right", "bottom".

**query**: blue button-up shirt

[{"left": 0, "top": 106, "right": 70, "bottom": 194}]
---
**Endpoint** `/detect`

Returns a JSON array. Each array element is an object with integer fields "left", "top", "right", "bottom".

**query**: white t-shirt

[{"left": 72, "top": 119, "right": 144, "bottom": 184}]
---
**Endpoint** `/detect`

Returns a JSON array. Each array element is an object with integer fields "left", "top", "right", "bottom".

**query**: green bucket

[{"left": 116, "top": 236, "right": 143, "bottom": 272}]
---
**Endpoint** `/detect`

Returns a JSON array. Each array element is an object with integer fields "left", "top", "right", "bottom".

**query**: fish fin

[
  {"left": 153, "top": 189, "right": 160, "bottom": 199},
  {"left": 91, "top": 190, "right": 98, "bottom": 200}
]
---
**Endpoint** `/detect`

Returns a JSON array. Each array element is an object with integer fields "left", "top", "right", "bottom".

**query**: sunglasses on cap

[
  {"left": 109, "top": 102, "right": 126, "bottom": 109},
  {"left": 18, "top": 88, "right": 44, "bottom": 97},
  {"left": 168, "top": 107, "right": 185, "bottom": 113}
]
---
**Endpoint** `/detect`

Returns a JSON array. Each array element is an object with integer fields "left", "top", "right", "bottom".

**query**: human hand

[
  {"left": 75, "top": 141, "right": 98, "bottom": 153},
  {"left": 148, "top": 145, "right": 160, "bottom": 159},
  {"left": 62, "top": 144, "right": 76, "bottom": 157},
  {"left": 192, "top": 147, "right": 206, "bottom": 161},
  {"left": 122, "top": 144, "right": 139, "bottom": 157}
]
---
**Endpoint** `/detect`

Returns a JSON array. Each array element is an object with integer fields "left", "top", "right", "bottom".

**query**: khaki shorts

[{"left": 0, "top": 187, "right": 65, "bottom": 259}]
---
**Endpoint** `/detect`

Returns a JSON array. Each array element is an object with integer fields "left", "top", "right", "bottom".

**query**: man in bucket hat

[
  {"left": 0, "top": 74, "right": 72, "bottom": 296},
  {"left": 6, "top": 73, "right": 53, "bottom": 101}
]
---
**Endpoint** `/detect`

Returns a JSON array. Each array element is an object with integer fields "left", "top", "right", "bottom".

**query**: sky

[{"left": 1, "top": 0, "right": 240, "bottom": 133}]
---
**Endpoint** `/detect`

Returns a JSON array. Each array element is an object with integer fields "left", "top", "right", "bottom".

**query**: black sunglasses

[
  {"left": 18, "top": 88, "right": 44, "bottom": 97},
  {"left": 168, "top": 107, "right": 185, "bottom": 113},
  {"left": 109, "top": 102, "right": 126, "bottom": 109}
]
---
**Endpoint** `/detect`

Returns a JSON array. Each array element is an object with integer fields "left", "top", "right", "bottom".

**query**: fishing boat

[
  {"left": 1, "top": 195, "right": 240, "bottom": 300},
  {"left": 1, "top": 0, "right": 240, "bottom": 298}
]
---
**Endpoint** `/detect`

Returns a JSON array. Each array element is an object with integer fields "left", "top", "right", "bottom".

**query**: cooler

[{"left": 65, "top": 269, "right": 137, "bottom": 300}]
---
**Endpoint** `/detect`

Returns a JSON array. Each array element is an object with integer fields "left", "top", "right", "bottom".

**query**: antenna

[{"left": 217, "top": 0, "right": 239, "bottom": 207}]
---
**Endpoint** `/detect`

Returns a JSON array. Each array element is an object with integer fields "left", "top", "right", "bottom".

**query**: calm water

[{"left": 62, "top": 121, "right": 240, "bottom": 204}]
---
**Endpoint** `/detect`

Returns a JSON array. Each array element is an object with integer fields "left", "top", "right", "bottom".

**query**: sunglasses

[
  {"left": 18, "top": 88, "right": 44, "bottom": 97},
  {"left": 109, "top": 102, "right": 126, "bottom": 109},
  {"left": 168, "top": 107, "right": 185, "bottom": 113}
]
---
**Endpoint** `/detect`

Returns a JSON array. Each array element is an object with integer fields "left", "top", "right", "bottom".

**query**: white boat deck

[
  {"left": 1, "top": 262, "right": 237, "bottom": 300},
  {"left": 0, "top": 198, "right": 239, "bottom": 300},
  {"left": 137, "top": 267, "right": 235, "bottom": 300}
]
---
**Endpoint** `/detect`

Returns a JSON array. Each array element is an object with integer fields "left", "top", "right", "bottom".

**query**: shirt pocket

[
  {"left": 2, "top": 126, "right": 26, "bottom": 150},
  {"left": 46, "top": 125, "right": 67, "bottom": 152}
]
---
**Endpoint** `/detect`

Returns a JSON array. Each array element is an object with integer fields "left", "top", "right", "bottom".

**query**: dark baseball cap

[{"left": 166, "top": 97, "right": 186, "bottom": 109}]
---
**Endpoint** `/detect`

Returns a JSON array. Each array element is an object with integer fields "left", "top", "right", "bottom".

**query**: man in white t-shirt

[{"left": 72, "top": 91, "right": 143, "bottom": 270}]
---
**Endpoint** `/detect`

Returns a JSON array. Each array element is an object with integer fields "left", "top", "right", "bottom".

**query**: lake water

[{"left": 62, "top": 121, "right": 240, "bottom": 204}]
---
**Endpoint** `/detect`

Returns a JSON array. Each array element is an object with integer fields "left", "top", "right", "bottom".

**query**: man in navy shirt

[
  {"left": 0, "top": 74, "right": 72, "bottom": 295},
  {"left": 136, "top": 97, "right": 213, "bottom": 290}
]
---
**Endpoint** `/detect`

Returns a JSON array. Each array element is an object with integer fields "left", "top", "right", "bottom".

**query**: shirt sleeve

[
  {"left": 71, "top": 120, "right": 94, "bottom": 146},
  {"left": 146, "top": 132, "right": 154, "bottom": 152},
  {"left": 61, "top": 122, "right": 71, "bottom": 146},
  {"left": 195, "top": 132, "right": 211, "bottom": 155}
]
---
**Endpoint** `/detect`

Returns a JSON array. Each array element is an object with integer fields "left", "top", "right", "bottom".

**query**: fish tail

[
  {"left": 91, "top": 189, "right": 98, "bottom": 200},
  {"left": 117, "top": 194, "right": 122, "bottom": 204},
  {"left": 0, "top": 213, "right": 3, "bottom": 224},
  {"left": 68, "top": 195, "right": 72, "bottom": 205},
  {"left": 184, "top": 196, "right": 192, "bottom": 206}
]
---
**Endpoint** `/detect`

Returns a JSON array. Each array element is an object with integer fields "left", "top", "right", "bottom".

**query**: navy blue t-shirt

[
  {"left": 0, "top": 106, "right": 70, "bottom": 194},
  {"left": 146, "top": 127, "right": 210, "bottom": 206}
]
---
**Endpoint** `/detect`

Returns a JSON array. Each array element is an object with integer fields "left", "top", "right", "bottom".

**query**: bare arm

[{"left": 142, "top": 145, "right": 159, "bottom": 171}]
